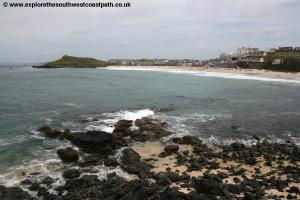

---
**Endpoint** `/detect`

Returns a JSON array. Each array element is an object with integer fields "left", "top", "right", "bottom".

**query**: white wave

[
  {"left": 84, "top": 109, "right": 155, "bottom": 133},
  {"left": 85, "top": 124, "right": 114, "bottom": 133},
  {"left": 107, "top": 66, "right": 300, "bottom": 84},
  {"left": 62, "top": 102, "right": 81, "bottom": 108},
  {"left": 104, "top": 109, "right": 155, "bottom": 121}
]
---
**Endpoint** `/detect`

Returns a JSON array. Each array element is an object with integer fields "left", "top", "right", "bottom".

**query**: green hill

[{"left": 33, "top": 55, "right": 108, "bottom": 68}]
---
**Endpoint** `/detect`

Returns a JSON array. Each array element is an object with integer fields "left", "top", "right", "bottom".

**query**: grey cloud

[{"left": 0, "top": 0, "right": 299, "bottom": 63}]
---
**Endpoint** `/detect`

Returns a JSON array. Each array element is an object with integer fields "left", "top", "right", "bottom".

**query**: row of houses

[
  {"left": 109, "top": 46, "right": 300, "bottom": 67},
  {"left": 208, "top": 46, "right": 300, "bottom": 66},
  {"left": 109, "top": 59, "right": 205, "bottom": 67}
]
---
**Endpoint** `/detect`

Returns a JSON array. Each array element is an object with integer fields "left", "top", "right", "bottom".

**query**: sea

[{"left": 0, "top": 65, "right": 300, "bottom": 186}]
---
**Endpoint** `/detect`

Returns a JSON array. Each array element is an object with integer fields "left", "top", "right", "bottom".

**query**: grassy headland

[{"left": 33, "top": 55, "right": 108, "bottom": 68}]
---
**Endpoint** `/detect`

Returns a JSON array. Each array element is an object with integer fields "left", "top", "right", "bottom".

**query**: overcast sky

[{"left": 0, "top": 0, "right": 300, "bottom": 63}]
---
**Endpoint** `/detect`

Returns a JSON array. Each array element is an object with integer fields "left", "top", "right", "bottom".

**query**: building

[
  {"left": 294, "top": 47, "right": 300, "bottom": 51},
  {"left": 240, "top": 51, "right": 267, "bottom": 63},
  {"left": 237, "top": 47, "right": 259, "bottom": 57},
  {"left": 278, "top": 47, "right": 293, "bottom": 51}
]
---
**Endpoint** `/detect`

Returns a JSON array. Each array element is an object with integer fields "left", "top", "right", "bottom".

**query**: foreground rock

[{"left": 30, "top": 119, "right": 300, "bottom": 200}]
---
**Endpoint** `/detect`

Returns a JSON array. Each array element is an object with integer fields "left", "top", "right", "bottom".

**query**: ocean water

[{"left": 0, "top": 65, "right": 300, "bottom": 184}]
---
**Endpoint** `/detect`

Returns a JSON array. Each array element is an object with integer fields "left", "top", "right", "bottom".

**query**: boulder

[
  {"left": 120, "top": 148, "right": 151, "bottom": 178},
  {"left": 57, "top": 147, "right": 79, "bottom": 163}
]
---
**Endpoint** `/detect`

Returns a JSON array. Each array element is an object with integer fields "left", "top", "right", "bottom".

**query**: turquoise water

[{"left": 0, "top": 66, "right": 300, "bottom": 175}]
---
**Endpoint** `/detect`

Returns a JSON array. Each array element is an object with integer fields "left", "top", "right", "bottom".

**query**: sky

[{"left": 0, "top": 0, "right": 300, "bottom": 63}]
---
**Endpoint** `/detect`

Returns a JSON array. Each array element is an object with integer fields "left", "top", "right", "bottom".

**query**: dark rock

[
  {"left": 154, "top": 173, "right": 171, "bottom": 186},
  {"left": 133, "top": 117, "right": 171, "bottom": 141},
  {"left": 29, "top": 182, "right": 40, "bottom": 191},
  {"left": 42, "top": 176, "right": 54, "bottom": 185},
  {"left": 0, "top": 185, "right": 36, "bottom": 200},
  {"left": 217, "top": 172, "right": 229, "bottom": 179},
  {"left": 166, "top": 171, "right": 180, "bottom": 182},
  {"left": 287, "top": 186, "right": 299, "bottom": 194},
  {"left": 37, "top": 125, "right": 52, "bottom": 132},
  {"left": 245, "top": 157, "right": 257, "bottom": 165},
  {"left": 120, "top": 148, "right": 151, "bottom": 178},
  {"left": 182, "top": 136, "right": 203, "bottom": 145},
  {"left": 20, "top": 179, "right": 33, "bottom": 185},
  {"left": 38, "top": 126, "right": 62, "bottom": 138},
  {"left": 83, "top": 154, "right": 101, "bottom": 163},
  {"left": 231, "top": 125, "right": 239, "bottom": 130},
  {"left": 164, "top": 144, "right": 179, "bottom": 153},
  {"left": 37, "top": 187, "right": 48, "bottom": 196},
  {"left": 227, "top": 184, "right": 242, "bottom": 194},
  {"left": 253, "top": 135, "right": 260, "bottom": 141},
  {"left": 233, "top": 177, "right": 241, "bottom": 184},
  {"left": 193, "top": 174, "right": 226, "bottom": 196},
  {"left": 159, "top": 187, "right": 188, "bottom": 200},
  {"left": 107, "top": 172, "right": 117, "bottom": 178},
  {"left": 230, "top": 142, "right": 245, "bottom": 151},
  {"left": 287, "top": 194, "right": 297, "bottom": 199},
  {"left": 59, "top": 129, "right": 71, "bottom": 140},
  {"left": 179, "top": 173, "right": 190, "bottom": 181},
  {"left": 104, "top": 157, "right": 119, "bottom": 167},
  {"left": 68, "top": 130, "right": 125, "bottom": 154},
  {"left": 254, "top": 168, "right": 261, "bottom": 174},
  {"left": 57, "top": 147, "right": 79, "bottom": 163},
  {"left": 63, "top": 169, "right": 80, "bottom": 179},
  {"left": 112, "top": 120, "right": 133, "bottom": 138}
]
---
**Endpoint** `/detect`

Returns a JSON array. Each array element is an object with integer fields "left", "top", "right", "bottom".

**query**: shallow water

[{"left": 0, "top": 65, "right": 300, "bottom": 181}]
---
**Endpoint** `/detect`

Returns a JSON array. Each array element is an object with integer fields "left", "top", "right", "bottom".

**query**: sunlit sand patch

[{"left": 132, "top": 141, "right": 165, "bottom": 158}]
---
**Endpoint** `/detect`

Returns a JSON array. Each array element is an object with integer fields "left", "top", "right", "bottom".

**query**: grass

[{"left": 46, "top": 55, "right": 108, "bottom": 68}]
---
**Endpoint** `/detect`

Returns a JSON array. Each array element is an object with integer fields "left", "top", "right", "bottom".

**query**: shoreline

[
  {"left": 107, "top": 65, "right": 300, "bottom": 81},
  {"left": 1, "top": 117, "right": 299, "bottom": 199}
]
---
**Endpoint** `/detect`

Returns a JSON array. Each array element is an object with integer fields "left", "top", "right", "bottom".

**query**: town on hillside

[{"left": 109, "top": 46, "right": 300, "bottom": 71}]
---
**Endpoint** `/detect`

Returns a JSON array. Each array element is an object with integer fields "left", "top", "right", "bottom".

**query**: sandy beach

[{"left": 107, "top": 65, "right": 300, "bottom": 80}]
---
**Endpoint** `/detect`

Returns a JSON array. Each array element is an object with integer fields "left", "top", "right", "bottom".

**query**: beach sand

[{"left": 107, "top": 65, "right": 300, "bottom": 80}]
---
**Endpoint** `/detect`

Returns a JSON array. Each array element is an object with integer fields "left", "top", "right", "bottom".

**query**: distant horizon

[{"left": 0, "top": 45, "right": 296, "bottom": 65}]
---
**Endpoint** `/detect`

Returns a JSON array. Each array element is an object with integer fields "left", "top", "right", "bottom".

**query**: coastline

[
  {"left": 1, "top": 116, "right": 299, "bottom": 199},
  {"left": 107, "top": 65, "right": 300, "bottom": 80}
]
